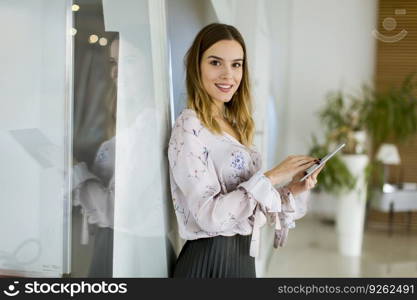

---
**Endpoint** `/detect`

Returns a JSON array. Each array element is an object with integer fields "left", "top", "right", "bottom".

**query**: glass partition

[
  {"left": 0, "top": 0, "right": 174, "bottom": 278},
  {"left": 0, "top": 0, "right": 70, "bottom": 277},
  {"left": 70, "top": 0, "right": 174, "bottom": 277}
]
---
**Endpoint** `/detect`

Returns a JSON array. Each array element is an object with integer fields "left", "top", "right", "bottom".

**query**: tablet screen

[{"left": 299, "top": 143, "right": 346, "bottom": 182}]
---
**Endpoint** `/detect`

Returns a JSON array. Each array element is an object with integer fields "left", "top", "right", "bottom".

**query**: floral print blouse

[{"left": 168, "top": 109, "right": 309, "bottom": 257}]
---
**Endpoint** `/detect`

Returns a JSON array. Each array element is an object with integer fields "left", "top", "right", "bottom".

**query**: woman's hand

[
  {"left": 264, "top": 155, "right": 319, "bottom": 185},
  {"left": 287, "top": 163, "right": 325, "bottom": 196}
]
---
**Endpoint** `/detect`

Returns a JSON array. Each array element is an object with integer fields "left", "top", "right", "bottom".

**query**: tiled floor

[{"left": 265, "top": 215, "right": 417, "bottom": 277}]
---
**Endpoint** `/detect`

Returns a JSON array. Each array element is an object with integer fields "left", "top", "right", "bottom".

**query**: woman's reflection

[{"left": 72, "top": 36, "right": 119, "bottom": 278}]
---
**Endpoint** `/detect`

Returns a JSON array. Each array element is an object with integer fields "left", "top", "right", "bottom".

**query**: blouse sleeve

[
  {"left": 271, "top": 187, "right": 310, "bottom": 248},
  {"left": 72, "top": 162, "right": 114, "bottom": 244},
  {"left": 167, "top": 117, "right": 282, "bottom": 234},
  {"left": 73, "top": 162, "right": 99, "bottom": 188}
]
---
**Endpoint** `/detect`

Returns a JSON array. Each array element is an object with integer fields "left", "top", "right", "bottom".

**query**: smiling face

[{"left": 200, "top": 39, "right": 244, "bottom": 107}]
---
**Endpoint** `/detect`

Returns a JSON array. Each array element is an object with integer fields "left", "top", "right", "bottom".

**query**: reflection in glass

[
  {"left": 88, "top": 34, "right": 99, "bottom": 44},
  {"left": 71, "top": 0, "right": 119, "bottom": 278},
  {"left": 99, "top": 37, "right": 108, "bottom": 46}
]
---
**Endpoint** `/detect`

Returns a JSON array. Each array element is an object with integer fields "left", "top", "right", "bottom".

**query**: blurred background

[{"left": 0, "top": 0, "right": 416, "bottom": 277}]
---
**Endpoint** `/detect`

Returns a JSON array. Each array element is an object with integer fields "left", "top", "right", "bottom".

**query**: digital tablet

[{"left": 299, "top": 143, "right": 346, "bottom": 182}]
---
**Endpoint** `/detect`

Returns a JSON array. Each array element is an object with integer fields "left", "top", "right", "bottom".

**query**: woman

[
  {"left": 72, "top": 36, "right": 119, "bottom": 277},
  {"left": 168, "top": 23, "right": 324, "bottom": 278}
]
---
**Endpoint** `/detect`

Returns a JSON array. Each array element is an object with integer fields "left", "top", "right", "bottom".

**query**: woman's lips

[{"left": 215, "top": 83, "right": 233, "bottom": 93}]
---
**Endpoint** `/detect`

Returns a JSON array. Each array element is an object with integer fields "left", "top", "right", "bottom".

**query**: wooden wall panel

[{"left": 375, "top": 0, "right": 417, "bottom": 183}]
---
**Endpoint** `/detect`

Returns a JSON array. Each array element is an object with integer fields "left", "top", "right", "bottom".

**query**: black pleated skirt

[{"left": 172, "top": 234, "right": 256, "bottom": 278}]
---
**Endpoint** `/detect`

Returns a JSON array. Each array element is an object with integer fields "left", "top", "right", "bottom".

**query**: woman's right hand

[{"left": 264, "top": 155, "right": 318, "bottom": 185}]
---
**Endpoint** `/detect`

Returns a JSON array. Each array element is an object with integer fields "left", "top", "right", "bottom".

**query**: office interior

[{"left": 0, "top": 0, "right": 416, "bottom": 277}]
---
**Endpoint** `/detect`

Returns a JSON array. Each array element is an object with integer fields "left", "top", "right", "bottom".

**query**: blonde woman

[{"left": 168, "top": 23, "right": 324, "bottom": 278}]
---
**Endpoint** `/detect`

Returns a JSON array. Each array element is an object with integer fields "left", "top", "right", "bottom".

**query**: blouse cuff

[
  {"left": 238, "top": 170, "right": 281, "bottom": 213},
  {"left": 278, "top": 186, "right": 296, "bottom": 215},
  {"left": 271, "top": 187, "right": 298, "bottom": 249},
  {"left": 72, "top": 162, "right": 99, "bottom": 188}
]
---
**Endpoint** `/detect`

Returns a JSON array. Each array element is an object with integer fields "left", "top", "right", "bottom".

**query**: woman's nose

[{"left": 220, "top": 65, "right": 233, "bottom": 79}]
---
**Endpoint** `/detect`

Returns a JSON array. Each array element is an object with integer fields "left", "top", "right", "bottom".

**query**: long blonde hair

[{"left": 185, "top": 23, "right": 255, "bottom": 147}]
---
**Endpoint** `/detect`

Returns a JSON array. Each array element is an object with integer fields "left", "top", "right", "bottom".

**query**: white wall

[
  {"left": 166, "top": 0, "right": 217, "bottom": 120},
  {"left": 281, "top": 0, "right": 377, "bottom": 158},
  {"left": 265, "top": 0, "right": 292, "bottom": 167}
]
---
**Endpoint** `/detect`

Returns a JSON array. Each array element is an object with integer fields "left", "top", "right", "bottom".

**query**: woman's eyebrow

[{"left": 207, "top": 55, "right": 244, "bottom": 62}]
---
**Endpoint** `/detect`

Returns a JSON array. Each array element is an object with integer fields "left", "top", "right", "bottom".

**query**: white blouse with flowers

[{"left": 167, "top": 108, "right": 310, "bottom": 257}]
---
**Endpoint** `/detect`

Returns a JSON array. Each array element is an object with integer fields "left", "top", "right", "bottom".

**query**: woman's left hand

[{"left": 287, "top": 163, "right": 325, "bottom": 196}]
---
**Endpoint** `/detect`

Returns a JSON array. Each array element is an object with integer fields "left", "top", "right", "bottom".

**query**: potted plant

[
  {"left": 363, "top": 73, "right": 417, "bottom": 149},
  {"left": 309, "top": 73, "right": 417, "bottom": 257},
  {"left": 309, "top": 91, "right": 370, "bottom": 257},
  {"left": 357, "top": 74, "right": 417, "bottom": 193}
]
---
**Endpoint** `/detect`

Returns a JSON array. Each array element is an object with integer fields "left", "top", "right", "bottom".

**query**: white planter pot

[
  {"left": 353, "top": 131, "right": 367, "bottom": 154},
  {"left": 309, "top": 191, "right": 337, "bottom": 221},
  {"left": 336, "top": 154, "right": 369, "bottom": 257}
]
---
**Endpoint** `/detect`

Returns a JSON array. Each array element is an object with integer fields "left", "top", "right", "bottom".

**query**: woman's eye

[
  {"left": 210, "top": 60, "right": 221, "bottom": 66},
  {"left": 232, "top": 62, "right": 242, "bottom": 68}
]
